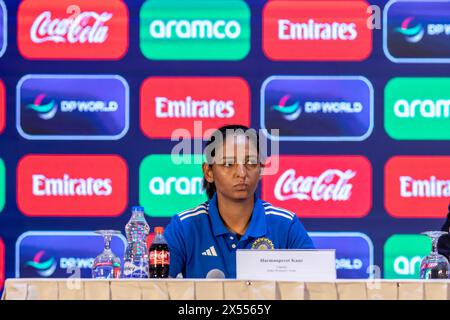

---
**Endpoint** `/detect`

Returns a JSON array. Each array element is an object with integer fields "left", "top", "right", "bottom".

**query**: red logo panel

[
  {"left": 0, "top": 238, "right": 4, "bottom": 290},
  {"left": 263, "top": 0, "right": 372, "bottom": 61},
  {"left": 0, "top": 80, "right": 4, "bottom": 134},
  {"left": 385, "top": 156, "right": 450, "bottom": 218},
  {"left": 18, "top": 0, "right": 129, "bottom": 60},
  {"left": 140, "top": 77, "right": 250, "bottom": 139},
  {"left": 17, "top": 155, "right": 128, "bottom": 217},
  {"left": 261, "top": 155, "right": 372, "bottom": 217}
]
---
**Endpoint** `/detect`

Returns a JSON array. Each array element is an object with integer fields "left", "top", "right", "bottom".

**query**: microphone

[{"left": 206, "top": 269, "right": 225, "bottom": 279}]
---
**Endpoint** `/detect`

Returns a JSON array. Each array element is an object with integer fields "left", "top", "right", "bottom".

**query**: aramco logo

[
  {"left": 25, "top": 250, "right": 57, "bottom": 277},
  {"left": 395, "top": 17, "right": 425, "bottom": 43}
]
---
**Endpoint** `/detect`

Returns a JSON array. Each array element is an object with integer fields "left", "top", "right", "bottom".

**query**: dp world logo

[
  {"left": 17, "top": 74, "right": 129, "bottom": 140},
  {"left": 0, "top": 0, "right": 6, "bottom": 58},
  {"left": 261, "top": 76, "right": 373, "bottom": 141},
  {"left": 310, "top": 232, "right": 374, "bottom": 279},
  {"left": 25, "top": 250, "right": 57, "bottom": 277},
  {"left": 16, "top": 231, "right": 126, "bottom": 278},
  {"left": 27, "top": 93, "right": 57, "bottom": 120},
  {"left": 271, "top": 95, "right": 302, "bottom": 121},
  {"left": 395, "top": 17, "right": 425, "bottom": 43},
  {"left": 384, "top": 0, "right": 450, "bottom": 62}
]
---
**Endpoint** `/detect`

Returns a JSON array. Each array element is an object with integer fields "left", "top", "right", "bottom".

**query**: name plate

[{"left": 236, "top": 249, "right": 336, "bottom": 281}]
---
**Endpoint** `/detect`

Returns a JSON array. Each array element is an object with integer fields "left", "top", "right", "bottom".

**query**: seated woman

[{"left": 164, "top": 124, "right": 315, "bottom": 278}]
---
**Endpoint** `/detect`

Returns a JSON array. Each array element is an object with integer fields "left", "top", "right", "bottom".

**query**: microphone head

[{"left": 206, "top": 269, "right": 225, "bottom": 279}]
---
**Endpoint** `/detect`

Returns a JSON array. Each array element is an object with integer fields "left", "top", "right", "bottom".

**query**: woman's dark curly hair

[{"left": 202, "top": 124, "right": 261, "bottom": 200}]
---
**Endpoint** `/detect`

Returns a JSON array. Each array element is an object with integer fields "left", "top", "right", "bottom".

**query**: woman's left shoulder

[{"left": 260, "top": 201, "right": 297, "bottom": 223}]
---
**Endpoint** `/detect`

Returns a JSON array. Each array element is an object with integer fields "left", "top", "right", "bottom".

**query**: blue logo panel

[
  {"left": 261, "top": 76, "right": 373, "bottom": 141},
  {"left": 384, "top": 0, "right": 450, "bottom": 63},
  {"left": 17, "top": 75, "right": 129, "bottom": 140},
  {"left": 310, "top": 232, "right": 374, "bottom": 279},
  {"left": 0, "top": 1, "right": 6, "bottom": 58},
  {"left": 16, "top": 231, "right": 127, "bottom": 278}
]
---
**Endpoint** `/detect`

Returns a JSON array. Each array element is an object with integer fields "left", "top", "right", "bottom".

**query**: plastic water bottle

[{"left": 123, "top": 206, "right": 150, "bottom": 278}]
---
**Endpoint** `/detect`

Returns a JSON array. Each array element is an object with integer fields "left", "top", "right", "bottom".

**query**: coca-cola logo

[
  {"left": 30, "top": 11, "right": 112, "bottom": 44},
  {"left": 262, "top": 156, "right": 372, "bottom": 218},
  {"left": 150, "top": 250, "right": 170, "bottom": 265},
  {"left": 18, "top": 0, "right": 128, "bottom": 60},
  {"left": 274, "top": 169, "right": 356, "bottom": 202}
]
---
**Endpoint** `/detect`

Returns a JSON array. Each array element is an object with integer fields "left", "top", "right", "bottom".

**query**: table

[{"left": 2, "top": 279, "right": 450, "bottom": 300}]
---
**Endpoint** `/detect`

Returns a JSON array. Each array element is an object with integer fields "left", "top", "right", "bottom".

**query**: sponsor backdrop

[{"left": 0, "top": 0, "right": 449, "bottom": 289}]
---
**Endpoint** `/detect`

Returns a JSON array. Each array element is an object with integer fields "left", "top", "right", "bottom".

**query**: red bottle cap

[{"left": 154, "top": 226, "right": 164, "bottom": 234}]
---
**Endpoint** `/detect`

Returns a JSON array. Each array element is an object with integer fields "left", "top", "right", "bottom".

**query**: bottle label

[
  {"left": 92, "top": 265, "right": 114, "bottom": 279},
  {"left": 92, "top": 261, "right": 121, "bottom": 279},
  {"left": 150, "top": 250, "right": 170, "bottom": 265},
  {"left": 123, "top": 261, "right": 149, "bottom": 278}
]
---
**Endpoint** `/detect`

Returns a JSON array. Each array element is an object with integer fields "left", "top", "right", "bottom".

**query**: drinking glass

[
  {"left": 92, "top": 230, "right": 122, "bottom": 279},
  {"left": 420, "top": 231, "right": 449, "bottom": 279}
]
